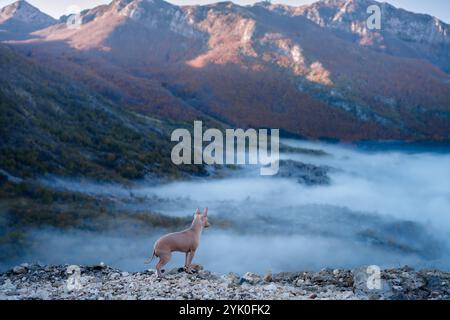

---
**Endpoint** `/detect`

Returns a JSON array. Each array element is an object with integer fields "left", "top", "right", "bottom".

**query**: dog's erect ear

[
  {"left": 195, "top": 208, "right": 201, "bottom": 215},
  {"left": 203, "top": 208, "right": 208, "bottom": 217}
]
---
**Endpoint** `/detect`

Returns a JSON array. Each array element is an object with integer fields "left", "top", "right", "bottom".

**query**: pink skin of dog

[{"left": 150, "top": 208, "right": 210, "bottom": 278}]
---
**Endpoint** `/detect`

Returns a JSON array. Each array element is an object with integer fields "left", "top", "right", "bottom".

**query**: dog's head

[{"left": 195, "top": 208, "right": 210, "bottom": 228}]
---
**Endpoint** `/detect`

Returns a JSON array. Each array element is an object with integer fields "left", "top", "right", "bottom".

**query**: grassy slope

[{"left": 0, "top": 44, "right": 205, "bottom": 182}]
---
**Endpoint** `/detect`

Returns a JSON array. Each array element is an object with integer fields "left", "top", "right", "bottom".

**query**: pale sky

[{"left": 0, "top": 0, "right": 449, "bottom": 23}]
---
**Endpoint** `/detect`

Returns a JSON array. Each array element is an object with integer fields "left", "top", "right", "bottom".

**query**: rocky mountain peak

[
  {"left": 260, "top": 0, "right": 449, "bottom": 72},
  {"left": 0, "top": 0, "right": 55, "bottom": 26}
]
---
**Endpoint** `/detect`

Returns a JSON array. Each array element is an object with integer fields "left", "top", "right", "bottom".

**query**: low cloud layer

[{"left": 8, "top": 140, "right": 450, "bottom": 273}]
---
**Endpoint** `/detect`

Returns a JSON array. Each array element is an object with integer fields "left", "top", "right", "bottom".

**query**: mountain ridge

[{"left": 1, "top": 0, "right": 449, "bottom": 141}]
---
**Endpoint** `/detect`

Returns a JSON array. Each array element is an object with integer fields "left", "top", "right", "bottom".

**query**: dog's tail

[{"left": 144, "top": 250, "right": 156, "bottom": 265}]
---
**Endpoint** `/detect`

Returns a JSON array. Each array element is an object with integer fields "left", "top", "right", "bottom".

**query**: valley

[{"left": 0, "top": 0, "right": 449, "bottom": 289}]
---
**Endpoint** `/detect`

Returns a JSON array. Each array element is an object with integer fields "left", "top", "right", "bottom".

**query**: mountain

[
  {"left": 261, "top": 0, "right": 450, "bottom": 73},
  {"left": 0, "top": 0, "right": 56, "bottom": 40},
  {"left": 0, "top": 43, "right": 204, "bottom": 181},
  {"left": 3, "top": 0, "right": 450, "bottom": 141}
]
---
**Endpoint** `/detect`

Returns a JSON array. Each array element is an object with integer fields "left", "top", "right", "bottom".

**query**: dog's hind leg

[{"left": 156, "top": 252, "right": 171, "bottom": 278}]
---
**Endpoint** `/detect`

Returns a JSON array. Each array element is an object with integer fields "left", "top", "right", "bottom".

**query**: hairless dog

[{"left": 147, "top": 208, "right": 210, "bottom": 278}]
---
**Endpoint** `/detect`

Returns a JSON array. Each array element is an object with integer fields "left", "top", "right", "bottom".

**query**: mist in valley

[{"left": 3, "top": 140, "right": 450, "bottom": 274}]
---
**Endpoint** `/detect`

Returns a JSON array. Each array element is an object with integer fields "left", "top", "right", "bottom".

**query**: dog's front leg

[
  {"left": 184, "top": 252, "right": 193, "bottom": 273},
  {"left": 184, "top": 250, "right": 196, "bottom": 273},
  {"left": 184, "top": 252, "right": 190, "bottom": 272}
]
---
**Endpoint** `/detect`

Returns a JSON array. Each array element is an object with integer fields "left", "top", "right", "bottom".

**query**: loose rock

[{"left": 0, "top": 264, "right": 448, "bottom": 300}]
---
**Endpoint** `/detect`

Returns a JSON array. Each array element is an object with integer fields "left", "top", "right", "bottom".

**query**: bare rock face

[
  {"left": 266, "top": 0, "right": 450, "bottom": 73},
  {"left": 1, "top": 264, "right": 449, "bottom": 300}
]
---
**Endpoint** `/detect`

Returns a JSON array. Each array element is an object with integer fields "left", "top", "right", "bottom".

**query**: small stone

[
  {"left": 226, "top": 273, "right": 240, "bottom": 286},
  {"left": 242, "top": 272, "right": 261, "bottom": 285},
  {"left": 264, "top": 283, "right": 277, "bottom": 291},
  {"left": 263, "top": 271, "right": 273, "bottom": 282},
  {"left": 166, "top": 268, "right": 181, "bottom": 275},
  {"left": 13, "top": 266, "right": 27, "bottom": 274},
  {"left": 190, "top": 264, "right": 204, "bottom": 272},
  {"left": 295, "top": 278, "right": 305, "bottom": 286},
  {"left": 94, "top": 262, "right": 106, "bottom": 270},
  {"left": 309, "top": 293, "right": 318, "bottom": 299},
  {"left": 281, "top": 292, "right": 290, "bottom": 299},
  {"left": 431, "top": 291, "right": 441, "bottom": 298}
]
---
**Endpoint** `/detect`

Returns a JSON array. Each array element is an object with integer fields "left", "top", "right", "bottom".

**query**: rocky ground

[{"left": 1, "top": 263, "right": 449, "bottom": 300}]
